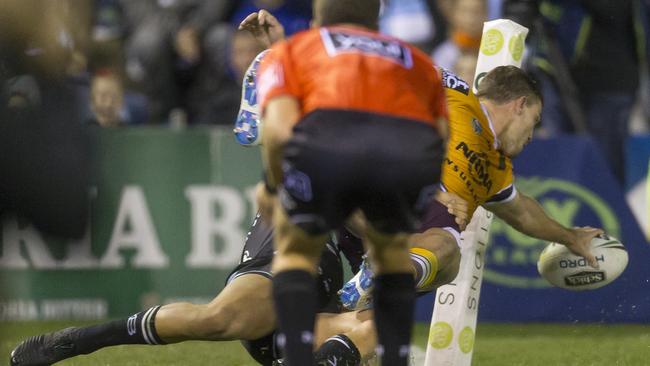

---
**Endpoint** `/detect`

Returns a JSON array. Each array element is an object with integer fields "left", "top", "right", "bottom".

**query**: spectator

[
  {"left": 119, "top": 0, "right": 235, "bottom": 124},
  {"left": 521, "top": 0, "right": 650, "bottom": 182},
  {"left": 88, "top": 0, "right": 126, "bottom": 72},
  {"left": 87, "top": 70, "right": 126, "bottom": 127},
  {"left": 431, "top": 0, "right": 487, "bottom": 70},
  {"left": 379, "top": 0, "right": 448, "bottom": 53},
  {"left": 230, "top": 30, "right": 266, "bottom": 82},
  {"left": 0, "top": 0, "right": 92, "bottom": 239},
  {"left": 3, "top": 76, "right": 42, "bottom": 110},
  {"left": 87, "top": 70, "right": 148, "bottom": 127},
  {"left": 182, "top": 27, "right": 265, "bottom": 126},
  {"left": 438, "top": 0, "right": 503, "bottom": 22},
  {"left": 453, "top": 50, "right": 479, "bottom": 85}
]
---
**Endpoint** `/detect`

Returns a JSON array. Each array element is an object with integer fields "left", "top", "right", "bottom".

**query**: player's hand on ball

[
  {"left": 239, "top": 10, "right": 285, "bottom": 48},
  {"left": 435, "top": 191, "right": 468, "bottom": 230},
  {"left": 256, "top": 181, "right": 276, "bottom": 221},
  {"left": 565, "top": 226, "right": 605, "bottom": 268}
]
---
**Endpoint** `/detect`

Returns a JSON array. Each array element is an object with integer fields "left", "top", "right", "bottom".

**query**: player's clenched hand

[
  {"left": 255, "top": 181, "right": 276, "bottom": 221},
  {"left": 435, "top": 191, "right": 468, "bottom": 230},
  {"left": 239, "top": 10, "right": 285, "bottom": 48},
  {"left": 565, "top": 226, "right": 604, "bottom": 268}
]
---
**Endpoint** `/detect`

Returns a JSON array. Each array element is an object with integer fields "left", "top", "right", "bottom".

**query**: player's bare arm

[
  {"left": 239, "top": 10, "right": 286, "bottom": 48},
  {"left": 484, "top": 192, "right": 603, "bottom": 268}
]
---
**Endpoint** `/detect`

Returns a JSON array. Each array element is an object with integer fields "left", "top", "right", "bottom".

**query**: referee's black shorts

[{"left": 280, "top": 109, "right": 444, "bottom": 235}]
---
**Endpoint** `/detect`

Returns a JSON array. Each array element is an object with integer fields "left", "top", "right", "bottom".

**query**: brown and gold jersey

[{"left": 440, "top": 68, "right": 516, "bottom": 216}]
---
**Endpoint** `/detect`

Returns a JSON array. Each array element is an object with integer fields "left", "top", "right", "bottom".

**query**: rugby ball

[{"left": 537, "top": 234, "right": 628, "bottom": 291}]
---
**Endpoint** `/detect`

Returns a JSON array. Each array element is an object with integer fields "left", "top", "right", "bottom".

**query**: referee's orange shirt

[{"left": 258, "top": 25, "right": 448, "bottom": 127}]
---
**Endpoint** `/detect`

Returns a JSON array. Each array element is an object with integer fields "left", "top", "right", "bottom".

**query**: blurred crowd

[{"left": 1, "top": 0, "right": 649, "bottom": 182}]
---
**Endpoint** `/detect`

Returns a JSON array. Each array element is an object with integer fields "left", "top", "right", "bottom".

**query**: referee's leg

[
  {"left": 270, "top": 204, "right": 329, "bottom": 365},
  {"left": 365, "top": 224, "right": 416, "bottom": 366}
]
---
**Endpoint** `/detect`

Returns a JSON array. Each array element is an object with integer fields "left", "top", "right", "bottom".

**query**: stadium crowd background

[{"left": 1, "top": 0, "right": 649, "bottom": 239}]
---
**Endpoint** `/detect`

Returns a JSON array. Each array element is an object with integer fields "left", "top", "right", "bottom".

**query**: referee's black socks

[
  {"left": 373, "top": 273, "right": 415, "bottom": 366},
  {"left": 272, "top": 269, "right": 318, "bottom": 366},
  {"left": 72, "top": 305, "right": 165, "bottom": 354}
]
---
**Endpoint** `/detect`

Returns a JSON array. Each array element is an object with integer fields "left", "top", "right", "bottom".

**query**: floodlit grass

[
  {"left": 2, "top": 321, "right": 649, "bottom": 365},
  {"left": 470, "top": 323, "right": 650, "bottom": 366}
]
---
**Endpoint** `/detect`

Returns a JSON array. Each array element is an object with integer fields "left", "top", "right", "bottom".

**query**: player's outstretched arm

[
  {"left": 239, "top": 10, "right": 286, "bottom": 48},
  {"left": 485, "top": 192, "right": 603, "bottom": 268}
]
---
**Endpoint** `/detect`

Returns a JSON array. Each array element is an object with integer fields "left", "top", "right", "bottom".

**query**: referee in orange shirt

[{"left": 255, "top": 1, "right": 448, "bottom": 365}]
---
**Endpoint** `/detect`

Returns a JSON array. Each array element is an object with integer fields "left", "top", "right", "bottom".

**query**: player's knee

[
  {"left": 439, "top": 245, "right": 461, "bottom": 283},
  {"left": 434, "top": 240, "right": 461, "bottom": 286},
  {"left": 411, "top": 229, "right": 461, "bottom": 287},
  {"left": 438, "top": 234, "right": 461, "bottom": 267}
]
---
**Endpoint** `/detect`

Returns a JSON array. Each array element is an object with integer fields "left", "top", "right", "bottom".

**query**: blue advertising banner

[
  {"left": 416, "top": 136, "right": 650, "bottom": 323},
  {"left": 625, "top": 135, "right": 650, "bottom": 191},
  {"left": 625, "top": 135, "right": 649, "bottom": 239}
]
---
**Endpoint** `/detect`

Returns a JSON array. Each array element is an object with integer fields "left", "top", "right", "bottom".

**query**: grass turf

[{"left": 2, "top": 322, "right": 649, "bottom": 365}]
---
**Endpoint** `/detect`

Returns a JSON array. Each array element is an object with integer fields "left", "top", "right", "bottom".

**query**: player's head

[
  {"left": 476, "top": 65, "right": 542, "bottom": 157},
  {"left": 312, "top": 0, "right": 381, "bottom": 30}
]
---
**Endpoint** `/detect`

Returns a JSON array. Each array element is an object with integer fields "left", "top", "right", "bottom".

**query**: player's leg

[
  {"left": 412, "top": 196, "right": 463, "bottom": 290},
  {"left": 314, "top": 310, "right": 376, "bottom": 365},
  {"left": 409, "top": 231, "right": 461, "bottom": 292},
  {"left": 155, "top": 274, "right": 275, "bottom": 342},
  {"left": 271, "top": 204, "right": 329, "bottom": 365},
  {"left": 356, "top": 123, "right": 443, "bottom": 366},
  {"left": 340, "top": 201, "right": 462, "bottom": 310},
  {"left": 9, "top": 273, "right": 275, "bottom": 366},
  {"left": 10, "top": 212, "right": 278, "bottom": 366}
]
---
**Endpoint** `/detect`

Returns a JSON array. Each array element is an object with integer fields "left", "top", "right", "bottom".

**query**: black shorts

[
  {"left": 228, "top": 213, "right": 343, "bottom": 365},
  {"left": 419, "top": 197, "right": 462, "bottom": 245},
  {"left": 226, "top": 214, "right": 275, "bottom": 284},
  {"left": 226, "top": 214, "right": 343, "bottom": 306},
  {"left": 280, "top": 109, "right": 444, "bottom": 235}
]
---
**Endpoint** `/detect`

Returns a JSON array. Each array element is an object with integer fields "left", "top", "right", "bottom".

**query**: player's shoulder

[
  {"left": 441, "top": 69, "right": 483, "bottom": 112},
  {"left": 439, "top": 68, "right": 472, "bottom": 97}
]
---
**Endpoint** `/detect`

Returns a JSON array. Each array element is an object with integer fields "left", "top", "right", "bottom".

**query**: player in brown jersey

[
  {"left": 439, "top": 66, "right": 601, "bottom": 266},
  {"left": 343, "top": 66, "right": 604, "bottom": 314}
]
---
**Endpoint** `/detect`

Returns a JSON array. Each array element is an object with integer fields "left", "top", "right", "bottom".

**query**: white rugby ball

[{"left": 537, "top": 234, "right": 628, "bottom": 291}]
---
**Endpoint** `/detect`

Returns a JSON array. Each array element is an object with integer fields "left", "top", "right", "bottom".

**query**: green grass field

[{"left": 2, "top": 322, "right": 649, "bottom": 365}]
